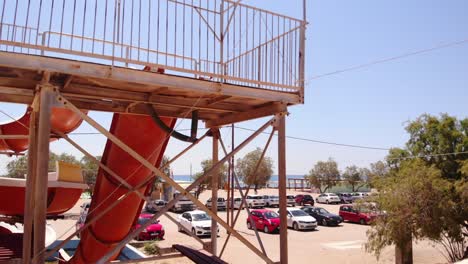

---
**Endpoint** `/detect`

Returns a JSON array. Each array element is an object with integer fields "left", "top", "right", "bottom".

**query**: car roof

[
  {"left": 187, "top": 210, "right": 208, "bottom": 214},
  {"left": 251, "top": 209, "right": 274, "bottom": 213},
  {"left": 139, "top": 213, "right": 154, "bottom": 218},
  {"left": 287, "top": 207, "right": 303, "bottom": 211}
]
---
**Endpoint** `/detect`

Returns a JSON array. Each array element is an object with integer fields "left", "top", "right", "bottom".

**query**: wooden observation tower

[{"left": 0, "top": 0, "right": 306, "bottom": 263}]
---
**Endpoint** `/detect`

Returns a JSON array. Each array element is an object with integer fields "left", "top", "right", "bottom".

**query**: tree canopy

[
  {"left": 305, "top": 158, "right": 340, "bottom": 193},
  {"left": 194, "top": 159, "right": 228, "bottom": 188},
  {"left": 342, "top": 165, "right": 370, "bottom": 192},
  {"left": 5, "top": 152, "right": 100, "bottom": 187},
  {"left": 366, "top": 114, "right": 468, "bottom": 263},
  {"left": 235, "top": 148, "right": 274, "bottom": 192}
]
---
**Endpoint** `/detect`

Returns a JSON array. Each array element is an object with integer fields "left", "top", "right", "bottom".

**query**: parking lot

[{"left": 50, "top": 189, "right": 446, "bottom": 264}]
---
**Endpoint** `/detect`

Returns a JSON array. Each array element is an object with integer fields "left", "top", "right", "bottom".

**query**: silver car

[{"left": 263, "top": 195, "right": 279, "bottom": 207}]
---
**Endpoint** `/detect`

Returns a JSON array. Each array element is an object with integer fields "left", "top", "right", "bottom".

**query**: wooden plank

[
  {"left": 276, "top": 114, "right": 288, "bottom": 264},
  {"left": 211, "top": 129, "right": 219, "bottom": 255},
  {"left": 32, "top": 86, "right": 53, "bottom": 264},
  {"left": 206, "top": 102, "right": 287, "bottom": 127},
  {"left": 0, "top": 52, "right": 301, "bottom": 104},
  {"left": 22, "top": 107, "right": 38, "bottom": 264}
]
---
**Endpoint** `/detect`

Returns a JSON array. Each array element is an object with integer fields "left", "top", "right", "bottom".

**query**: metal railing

[{"left": 0, "top": 0, "right": 305, "bottom": 93}]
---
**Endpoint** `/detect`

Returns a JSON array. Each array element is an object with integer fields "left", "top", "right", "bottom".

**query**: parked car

[
  {"left": 301, "top": 206, "right": 343, "bottom": 226},
  {"left": 316, "top": 193, "right": 341, "bottom": 204},
  {"left": 145, "top": 199, "right": 167, "bottom": 213},
  {"left": 286, "top": 195, "right": 296, "bottom": 207},
  {"left": 280, "top": 208, "right": 317, "bottom": 231},
  {"left": 335, "top": 192, "right": 353, "bottom": 203},
  {"left": 263, "top": 195, "right": 279, "bottom": 207},
  {"left": 339, "top": 204, "right": 377, "bottom": 225},
  {"left": 177, "top": 210, "right": 219, "bottom": 237},
  {"left": 233, "top": 197, "right": 243, "bottom": 210},
  {"left": 171, "top": 192, "right": 195, "bottom": 213},
  {"left": 133, "top": 213, "right": 165, "bottom": 241},
  {"left": 294, "top": 194, "right": 314, "bottom": 206},
  {"left": 350, "top": 192, "right": 369, "bottom": 203},
  {"left": 246, "top": 195, "right": 265, "bottom": 208},
  {"left": 205, "top": 197, "right": 227, "bottom": 211},
  {"left": 246, "top": 209, "right": 280, "bottom": 233},
  {"left": 76, "top": 212, "right": 165, "bottom": 240}
]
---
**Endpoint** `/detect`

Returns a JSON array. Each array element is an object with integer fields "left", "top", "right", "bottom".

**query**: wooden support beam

[
  {"left": 276, "top": 113, "right": 288, "bottom": 264},
  {"left": 211, "top": 128, "right": 220, "bottom": 255},
  {"left": 32, "top": 85, "right": 53, "bottom": 264},
  {"left": 206, "top": 102, "right": 287, "bottom": 128},
  {"left": 22, "top": 104, "right": 38, "bottom": 264}
]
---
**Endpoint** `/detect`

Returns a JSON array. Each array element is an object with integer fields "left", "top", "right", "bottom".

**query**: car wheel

[
  {"left": 326, "top": 200, "right": 329, "bottom": 204},
  {"left": 247, "top": 221, "right": 252, "bottom": 230},
  {"left": 360, "top": 219, "right": 366, "bottom": 225},
  {"left": 192, "top": 228, "right": 197, "bottom": 236},
  {"left": 264, "top": 225, "right": 269, "bottom": 233},
  {"left": 322, "top": 219, "right": 327, "bottom": 226},
  {"left": 293, "top": 222, "right": 299, "bottom": 231}
]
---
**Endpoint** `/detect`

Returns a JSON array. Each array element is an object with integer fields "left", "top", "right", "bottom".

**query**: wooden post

[
  {"left": 211, "top": 128, "right": 220, "bottom": 255},
  {"left": 22, "top": 103, "right": 38, "bottom": 264},
  {"left": 299, "top": 0, "right": 306, "bottom": 103},
  {"left": 277, "top": 113, "right": 288, "bottom": 264},
  {"left": 32, "top": 85, "right": 53, "bottom": 264}
]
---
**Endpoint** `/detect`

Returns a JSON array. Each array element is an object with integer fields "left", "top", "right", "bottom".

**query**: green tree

[
  {"left": 80, "top": 155, "right": 101, "bottom": 187},
  {"left": 368, "top": 160, "right": 390, "bottom": 188},
  {"left": 367, "top": 114, "right": 468, "bottom": 263},
  {"left": 194, "top": 159, "right": 228, "bottom": 189},
  {"left": 5, "top": 152, "right": 79, "bottom": 178},
  {"left": 342, "top": 165, "right": 369, "bottom": 192},
  {"left": 404, "top": 114, "right": 467, "bottom": 180},
  {"left": 366, "top": 160, "right": 452, "bottom": 262},
  {"left": 305, "top": 158, "right": 340, "bottom": 193},
  {"left": 235, "top": 148, "right": 274, "bottom": 192}
]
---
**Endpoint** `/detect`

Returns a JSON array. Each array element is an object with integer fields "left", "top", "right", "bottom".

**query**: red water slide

[
  {"left": 0, "top": 107, "right": 84, "bottom": 153},
  {"left": 70, "top": 113, "right": 175, "bottom": 263}
]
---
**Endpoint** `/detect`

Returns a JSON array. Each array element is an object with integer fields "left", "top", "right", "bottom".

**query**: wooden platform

[{"left": 0, "top": 52, "right": 301, "bottom": 127}]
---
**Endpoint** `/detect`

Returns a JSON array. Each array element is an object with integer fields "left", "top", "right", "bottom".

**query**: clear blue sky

[{"left": 1, "top": 0, "right": 467, "bottom": 175}]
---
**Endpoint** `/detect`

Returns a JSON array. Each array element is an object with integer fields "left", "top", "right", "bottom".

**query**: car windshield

[
  {"left": 291, "top": 210, "right": 309, "bottom": 217},
  {"left": 317, "top": 208, "right": 329, "bottom": 214},
  {"left": 138, "top": 218, "right": 158, "bottom": 225},
  {"left": 192, "top": 213, "right": 211, "bottom": 221},
  {"left": 270, "top": 196, "right": 279, "bottom": 199},
  {"left": 264, "top": 211, "right": 279, "bottom": 219},
  {"left": 287, "top": 195, "right": 295, "bottom": 199},
  {"left": 304, "top": 195, "right": 312, "bottom": 199}
]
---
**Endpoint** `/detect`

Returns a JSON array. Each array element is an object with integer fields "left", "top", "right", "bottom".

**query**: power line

[
  {"left": 307, "top": 38, "right": 468, "bottom": 81},
  {"left": 233, "top": 125, "right": 391, "bottom": 151}
]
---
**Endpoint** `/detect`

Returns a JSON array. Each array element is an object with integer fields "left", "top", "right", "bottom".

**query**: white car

[
  {"left": 177, "top": 210, "right": 219, "bottom": 237},
  {"left": 286, "top": 195, "right": 296, "bottom": 207},
  {"left": 316, "top": 193, "right": 341, "bottom": 204},
  {"left": 263, "top": 195, "right": 279, "bottom": 207},
  {"left": 281, "top": 208, "right": 317, "bottom": 230},
  {"left": 233, "top": 197, "right": 244, "bottom": 210},
  {"left": 205, "top": 197, "right": 227, "bottom": 211},
  {"left": 246, "top": 195, "right": 265, "bottom": 208},
  {"left": 145, "top": 199, "right": 166, "bottom": 213}
]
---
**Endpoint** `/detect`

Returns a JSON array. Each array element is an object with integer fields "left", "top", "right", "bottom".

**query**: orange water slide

[
  {"left": 0, "top": 107, "right": 85, "bottom": 153},
  {"left": 70, "top": 113, "right": 175, "bottom": 263}
]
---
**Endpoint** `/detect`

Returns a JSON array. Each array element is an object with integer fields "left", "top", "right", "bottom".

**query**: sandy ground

[{"left": 49, "top": 189, "right": 447, "bottom": 264}]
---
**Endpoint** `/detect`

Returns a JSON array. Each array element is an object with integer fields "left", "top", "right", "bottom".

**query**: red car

[
  {"left": 246, "top": 209, "right": 280, "bottom": 233},
  {"left": 76, "top": 213, "right": 165, "bottom": 240},
  {"left": 134, "top": 213, "right": 165, "bottom": 240},
  {"left": 294, "top": 194, "right": 314, "bottom": 206},
  {"left": 339, "top": 204, "right": 377, "bottom": 225}
]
